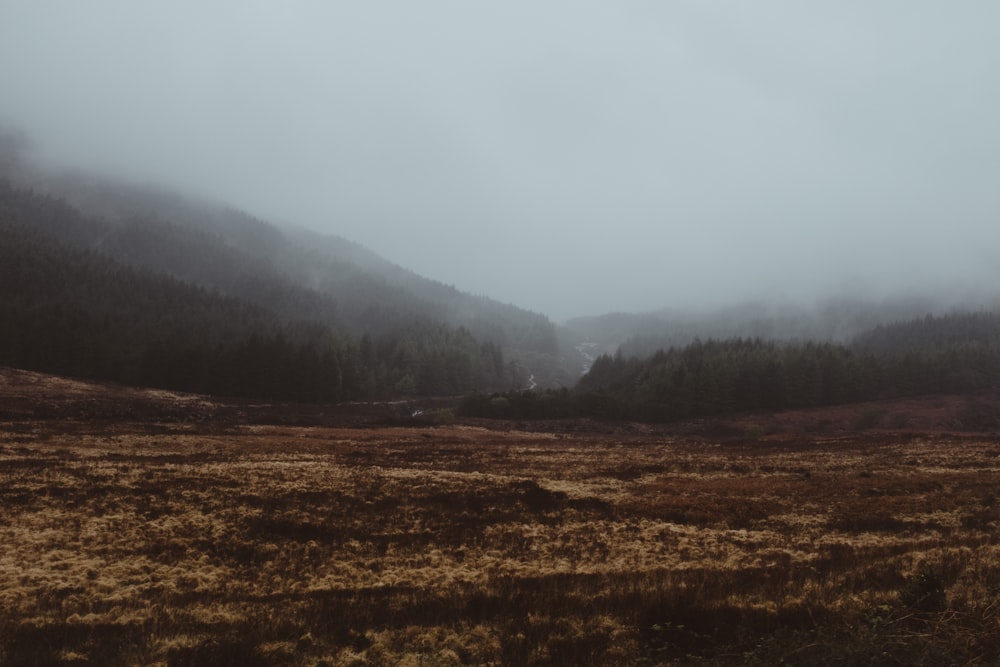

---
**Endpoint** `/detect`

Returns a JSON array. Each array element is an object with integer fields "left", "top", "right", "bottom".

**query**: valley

[{"left": 3, "top": 5, "right": 1000, "bottom": 663}]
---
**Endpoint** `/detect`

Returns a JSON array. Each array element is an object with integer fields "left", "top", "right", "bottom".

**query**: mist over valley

[
  {"left": 4, "top": 6, "right": 1000, "bottom": 664},
  {"left": 3, "top": 3, "right": 999, "bottom": 322}
]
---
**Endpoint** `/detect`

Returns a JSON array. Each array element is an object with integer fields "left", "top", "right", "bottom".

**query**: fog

[{"left": 2, "top": 2, "right": 999, "bottom": 321}]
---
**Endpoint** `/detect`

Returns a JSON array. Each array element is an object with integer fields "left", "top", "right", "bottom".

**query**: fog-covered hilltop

[{"left": 0, "top": 129, "right": 573, "bottom": 399}]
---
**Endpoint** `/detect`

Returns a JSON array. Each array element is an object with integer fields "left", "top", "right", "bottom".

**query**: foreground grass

[{"left": 2, "top": 419, "right": 999, "bottom": 665}]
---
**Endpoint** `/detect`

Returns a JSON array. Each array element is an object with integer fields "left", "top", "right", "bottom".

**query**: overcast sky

[{"left": 2, "top": 2, "right": 999, "bottom": 321}]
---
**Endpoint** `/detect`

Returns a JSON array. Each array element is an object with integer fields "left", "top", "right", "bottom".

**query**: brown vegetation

[{"left": 2, "top": 368, "right": 1000, "bottom": 665}]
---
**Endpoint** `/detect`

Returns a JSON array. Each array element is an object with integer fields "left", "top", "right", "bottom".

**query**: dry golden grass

[{"left": 2, "top": 414, "right": 1000, "bottom": 665}]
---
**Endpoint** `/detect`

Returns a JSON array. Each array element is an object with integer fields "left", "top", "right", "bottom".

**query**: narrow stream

[{"left": 574, "top": 341, "right": 600, "bottom": 375}]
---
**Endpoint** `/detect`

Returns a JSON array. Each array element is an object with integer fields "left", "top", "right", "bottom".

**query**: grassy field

[
  {"left": 0, "top": 421, "right": 1000, "bottom": 665},
  {"left": 2, "top": 375, "right": 1000, "bottom": 665}
]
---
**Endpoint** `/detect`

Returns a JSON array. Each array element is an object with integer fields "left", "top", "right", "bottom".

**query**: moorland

[{"left": 3, "top": 367, "right": 1000, "bottom": 666}]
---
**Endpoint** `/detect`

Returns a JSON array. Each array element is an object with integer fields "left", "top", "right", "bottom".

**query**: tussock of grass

[{"left": 1, "top": 422, "right": 999, "bottom": 665}]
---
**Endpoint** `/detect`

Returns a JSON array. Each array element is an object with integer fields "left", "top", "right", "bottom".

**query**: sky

[{"left": 2, "top": 2, "right": 999, "bottom": 321}]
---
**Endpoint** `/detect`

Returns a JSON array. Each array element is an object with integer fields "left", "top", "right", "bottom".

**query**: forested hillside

[
  {"left": 463, "top": 312, "right": 1000, "bottom": 422},
  {"left": 0, "top": 181, "right": 509, "bottom": 401},
  {"left": 0, "top": 129, "right": 571, "bottom": 393},
  {"left": 6, "top": 168, "right": 560, "bottom": 353}
]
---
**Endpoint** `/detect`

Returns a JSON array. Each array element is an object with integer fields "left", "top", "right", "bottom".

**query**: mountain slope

[
  {"left": 0, "top": 130, "right": 571, "bottom": 391},
  {"left": 16, "top": 159, "right": 559, "bottom": 354},
  {"left": 0, "top": 178, "right": 511, "bottom": 400},
  {"left": 0, "top": 128, "right": 564, "bottom": 384}
]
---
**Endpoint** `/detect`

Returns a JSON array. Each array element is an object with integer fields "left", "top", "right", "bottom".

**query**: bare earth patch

[{"left": 1, "top": 368, "right": 1000, "bottom": 665}]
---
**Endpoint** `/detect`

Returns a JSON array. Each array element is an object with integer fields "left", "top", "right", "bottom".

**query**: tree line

[{"left": 461, "top": 312, "right": 1000, "bottom": 421}]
